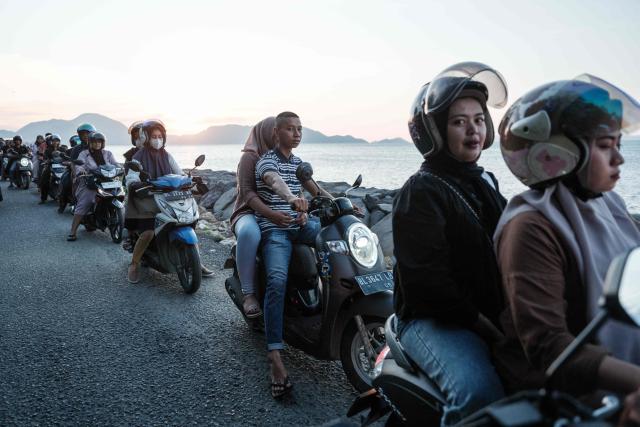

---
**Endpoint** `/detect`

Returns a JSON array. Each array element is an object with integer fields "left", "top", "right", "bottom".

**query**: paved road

[{"left": 0, "top": 181, "right": 360, "bottom": 426}]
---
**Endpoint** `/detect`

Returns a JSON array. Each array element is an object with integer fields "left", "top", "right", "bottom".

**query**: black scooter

[
  {"left": 80, "top": 163, "right": 126, "bottom": 243},
  {"left": 224, "top": 163, "right": 393, "bottom": 392},
  {"left": 348, "top": 246, "right": 640, "bottom": 426}
]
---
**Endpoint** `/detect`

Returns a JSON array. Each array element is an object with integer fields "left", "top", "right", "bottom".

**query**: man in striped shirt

[{"left": 254, "top": 111, "right": 330, "bottom": 398}]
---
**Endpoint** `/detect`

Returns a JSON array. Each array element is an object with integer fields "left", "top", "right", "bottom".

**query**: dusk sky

[{"left": 2, "top": 0, "right": 639, "bottom": 140}]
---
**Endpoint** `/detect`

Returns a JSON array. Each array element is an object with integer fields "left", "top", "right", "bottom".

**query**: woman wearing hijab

[
  {"left": 493, "top": 76, "right": 640, "bottom": 396},
  {"left": 125, "top": 119, "right": 183, "bottom": 283},
  {"left": 229, "top": 117, "right": 281, "bottom": 318},
  {"left": 393, "top": 62, "right": 509, "bottom": 426},
  {"left": 67, "top": 132, "right": 119, "bottom": 241}
]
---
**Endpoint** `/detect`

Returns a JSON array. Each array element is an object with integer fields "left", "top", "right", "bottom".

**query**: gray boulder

[
  {"left": 368, "top": 209, "right": 386, "bottom": 227},
  {"left": 378, "top": 203, "right": 393, "bottom": 214},
  {"left": 348, "top": 197, "right": 370, "bottom": 226},
  {"left": 371, "top": 213, "right": 393, "bottom": 257},
  {"left": 213, "top": 188, "right": 237, "bottom": 217},
  {"left": 197, "top": 170, "right": 237, "bottom": 209}
]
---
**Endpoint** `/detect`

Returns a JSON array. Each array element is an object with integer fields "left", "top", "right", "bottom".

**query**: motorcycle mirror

[
  {"left": 72, "top": 159, "right": 84, "bottom": 166},
  {"left": 195, "top": 154, "right": 205, "bottom": 167},
  {"left": 545, "top": 246, "right": 640, "bottom": 383},
  {"left": 296, "top": 162, "right": 314, "bottom": 182},
  {"left": 604, "top": 246, "right": 640, "bottom": 327},
  {"left": 352, "top": 174, "right": 363, "bottom": 189}
]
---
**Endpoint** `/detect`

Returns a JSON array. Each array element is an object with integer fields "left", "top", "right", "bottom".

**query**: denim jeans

[
  {"left": 398, "top": 318, "right": 505, "bottom": 426},
  {"left": 234, "top": 214, "right": 262, "bottom": 296},
  {"left": 261, "top": 218, "right": 320, "bottom": 351}
]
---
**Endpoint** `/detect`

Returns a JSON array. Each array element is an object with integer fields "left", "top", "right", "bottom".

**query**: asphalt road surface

[{"left": 0, "top": 180, "right": 361, "bottom": 426}]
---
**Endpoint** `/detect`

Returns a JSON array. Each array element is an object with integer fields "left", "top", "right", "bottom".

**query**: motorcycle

[
  {"left": 42, "top": 152, "right": 68, "bottom": 201},
  {"left": 79, "top": 163, "right": 126, "bottom": 243},
  {"left": 125, "top": 155, "right": 209, "bottom": 294},
  {"left": 224, "top": 162, "right": 393, "bottom": 392},
  {"left": 348, "top": 247, "right": 640, "bottom": 426},
  {"left": 9, "top": 152, "right": 33, "bottom": 189}
]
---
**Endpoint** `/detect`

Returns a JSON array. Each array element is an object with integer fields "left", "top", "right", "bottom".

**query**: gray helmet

[{"left": 408, "top": 61, "right": 508, "bottom": 158}]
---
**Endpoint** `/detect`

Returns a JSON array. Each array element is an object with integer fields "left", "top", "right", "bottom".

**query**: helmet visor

[{"left": 425, "top": 61, "right": 508, "bottom": 114}]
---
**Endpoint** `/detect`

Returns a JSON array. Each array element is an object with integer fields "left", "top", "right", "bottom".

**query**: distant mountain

[
  {"left": 15, "top": 113, "right": 128, "bottom": 145},
  {"left": 8, "top": 113, "right": 405, "bottom": 146},
  {"left": 371, "top": 138, "right": 411, "bottom": 145},
  {"left": 0, "top": 130, "right": 15, "bottom": 139}
]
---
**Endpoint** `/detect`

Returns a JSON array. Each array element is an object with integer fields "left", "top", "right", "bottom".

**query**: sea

[{"left": 110, "top": 140, "right": 640, "bottom": 213}]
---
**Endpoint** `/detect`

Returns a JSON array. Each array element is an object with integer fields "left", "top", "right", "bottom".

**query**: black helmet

[
  {"left": 499, "top": 74, "right": 640, "bottom": 189},
  {"left": 139, "top": 119, "right": 166, "bottom": 147},
  {"left": 408, "top": 61, "right": 508, "bottom": 158},
  {"left": 13, "top": 135, "right": 22, "bottom": 143},
  {"left": 128, "top": 120, "right": 144, "bottom": 146},
  {"left": 89, "top": 132, "right": 106, "bottom": 150},
  {"left": 51, "top": 134, "right": 61, "bottom": 143}
]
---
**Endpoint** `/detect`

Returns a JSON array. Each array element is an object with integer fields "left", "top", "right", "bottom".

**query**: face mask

[{"left": 150, "top": 138, "right": 163, "bottom": 150}]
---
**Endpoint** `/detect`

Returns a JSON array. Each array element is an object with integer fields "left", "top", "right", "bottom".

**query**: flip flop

[
  {"left": 243, "top": 296, "right": 263, "bottom": 319},
  {"left": 66, "top": 234, "right": 77, "bottom": 241},
  {"left": 271, "top": 376, "right": 293, "bottom": 399}
]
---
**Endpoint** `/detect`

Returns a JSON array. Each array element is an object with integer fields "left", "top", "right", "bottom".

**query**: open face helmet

[
  {"left": 408, "top": 61, "right": 508, "bottom": 158},
  {"left": 128, "top": 120, "right": 144, "bottom": 147},
  {"left": 69, "top": 135, "right": 81, "bottom": 148},
  {"left": 89, "top": 132, "right": 106, "bottom": 151},
  {"left": 139, "top": 119, "right": 166, "bottom": 148},
  {"left": 499, "top": 74, "right": 640, "bottom": 189}
]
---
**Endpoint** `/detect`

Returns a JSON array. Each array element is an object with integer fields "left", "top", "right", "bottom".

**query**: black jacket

[{"left": 392, "top": 157, "right": 506, "bottom": 329}]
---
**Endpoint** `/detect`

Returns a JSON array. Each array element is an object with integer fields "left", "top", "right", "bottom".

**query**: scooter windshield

[{"left": 150, "top": 174, "right": 192, "bottom": 190}]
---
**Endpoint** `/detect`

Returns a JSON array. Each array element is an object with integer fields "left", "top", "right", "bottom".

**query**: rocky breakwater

[{"left": 189, "top": 169, "right": 398, "bottom": 266}]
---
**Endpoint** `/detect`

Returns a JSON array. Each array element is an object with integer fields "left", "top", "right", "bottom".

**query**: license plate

[
  {"left": 165, "top": 190, "right": 191, "bottom": 201},
  {"left": 355, "top": 271, "right": 394, "bottom": 295},
  {"left": 101, "top": 181, "right": 121, "bottom": 189}
]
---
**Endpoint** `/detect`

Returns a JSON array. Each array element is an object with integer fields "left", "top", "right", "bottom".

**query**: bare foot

[{"left": 268, "top": 350, "right": 292, "bottom": 398}]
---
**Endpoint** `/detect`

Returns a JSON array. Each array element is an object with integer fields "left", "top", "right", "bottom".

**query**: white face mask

[{"left": 150, "top": 138, "right": 163, "bottom": 149}]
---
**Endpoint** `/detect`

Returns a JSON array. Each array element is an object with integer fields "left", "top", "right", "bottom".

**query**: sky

[{"left": 1, "top": 0, "right": 639, "bottom": 140}]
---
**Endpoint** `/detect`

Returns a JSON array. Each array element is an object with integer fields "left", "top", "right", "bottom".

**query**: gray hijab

[{"left": 494, "top": 183, "right": 640, "bottom": 363}]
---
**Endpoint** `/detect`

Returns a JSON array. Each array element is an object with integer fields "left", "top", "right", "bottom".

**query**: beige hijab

[{"left": 242, "top": 116, "right": 276, "bottom": 155}]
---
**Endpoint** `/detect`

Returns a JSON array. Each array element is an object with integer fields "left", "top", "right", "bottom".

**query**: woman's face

[
  {"left": 90, "top": 140, "right": 102, "bottom": 151},
  {"left": 446, "top": 97, "right": 487, "bottom": 163},
  {"left": 583, "top": 127, "right": 624, "bottom": 193},
  {"left": 150, "top": 129, "right": 163, "bottom": 140}
]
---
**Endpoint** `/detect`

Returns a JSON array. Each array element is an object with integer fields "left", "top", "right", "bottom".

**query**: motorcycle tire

[
  {"left": 176, "top": 245, "right": 202, "bottom": 294},
  {"left": 109, "top": 209, "right": 124, "bottom": 243},
  {"left": 21, "top": 174, "right": 29, "bottom": 190},
  {"left": 340, "top": 316, "right": 386, "bottom": 392}
]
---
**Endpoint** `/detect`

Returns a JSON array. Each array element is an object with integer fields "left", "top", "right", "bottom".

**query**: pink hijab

[{"left": 242, "top": 116, "right": 276, "bottom": 155}]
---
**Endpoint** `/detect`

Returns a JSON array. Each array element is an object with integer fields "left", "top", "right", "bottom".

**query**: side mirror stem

[{"left": 545, "top": 309, "right": 608, "bottom": 384}]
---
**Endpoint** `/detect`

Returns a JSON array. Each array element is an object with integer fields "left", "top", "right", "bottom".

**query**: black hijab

[
  {"left": 89, "top": 147, "right": 105, "bottom": 166},
  {"left": 133, "top": 147, "right": 173, "bottom": 179}
]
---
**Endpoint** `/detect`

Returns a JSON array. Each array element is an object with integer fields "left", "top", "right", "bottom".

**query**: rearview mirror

[
  {"left": 296, "top": 162, "right": 314, "bottom": 182},
  {"left": 605, "top": 246, "right": 640, "bottom": 327},
  {"left": 195, "top": 154, "right": 205, "bottom": 167},
  {"left": 352, "top": 174, "right": 362, "bottom": 189}
]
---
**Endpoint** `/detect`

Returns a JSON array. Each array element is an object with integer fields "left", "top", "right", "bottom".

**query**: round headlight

[
  {"left": 19, "top": 158, "right": 29, "bottom": 167},
  {"left": 346, "top": 223, "right": 378, "bottom": 268}
]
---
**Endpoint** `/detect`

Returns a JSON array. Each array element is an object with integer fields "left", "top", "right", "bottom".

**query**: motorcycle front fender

[{"left": 169, "top": 226, "right": 198, "bottom": 245}]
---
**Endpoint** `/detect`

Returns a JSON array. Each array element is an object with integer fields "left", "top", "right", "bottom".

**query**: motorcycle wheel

[
  {"left": 109, "top": 209, "right": 124, "bottom": 243},
  {"left": 21, "top": 174, "right": 29, "bottom": 189},
  {"left": 340, "top": 316, "right": 386, "bottom": 392},
  {"left": 176, "top": 245, "right": 202, "bottom": 294}
]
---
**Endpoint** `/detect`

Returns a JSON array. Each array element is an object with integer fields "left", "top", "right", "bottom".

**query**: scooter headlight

[
  {"left": 19, "top": 158, "right": 29, "bottom": 167},
  {"left": 346, "top": 223, "right": 378, "bottom": 268}
]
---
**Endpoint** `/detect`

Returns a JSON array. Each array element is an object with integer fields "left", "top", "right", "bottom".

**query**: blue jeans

[
  {"left": 234, "top": 214, "right": 262, "bottom": 296},
  {"left": 261, "top": 218, "right": 320, "bottom": 351},
  {"left": 398, "top": 318, "right": 504, "bottom": 426}
]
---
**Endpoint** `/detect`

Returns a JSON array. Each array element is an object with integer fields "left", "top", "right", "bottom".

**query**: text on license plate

[
  {"left": 101, "top": 181, "right": 121, "bottom": 189},
  {"left": 354, "top": 271, "right": 394, "bottom": 295},
  {"left": 165, "top": 190, "right": 191, "bottom": 201}
]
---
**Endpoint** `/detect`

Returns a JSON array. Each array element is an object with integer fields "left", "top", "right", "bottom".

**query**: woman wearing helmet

[
  {"left": 493, "top": 76, "right": 640, "bottom": 396},
  {"left": 67, "top": 131, "right": 119, "bottom": 241},
  {"left": 393, "top": 62, "right": 509, "bottom": 425}
]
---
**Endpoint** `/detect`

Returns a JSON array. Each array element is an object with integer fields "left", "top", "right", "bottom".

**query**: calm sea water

[{"left": 110, "top": 141, "right": 640, "bottom": 212}]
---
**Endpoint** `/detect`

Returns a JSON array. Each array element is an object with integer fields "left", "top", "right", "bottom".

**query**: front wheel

[
  {"left": 109, "top": 208, "right": 124, "bottom": 243},
  {"left": 21, "top": 174, "right": 30, "bottom": 189},
  {"left": 340, "top": 316, "right": 386, "bottom": 392},
  {"left": 176, "top": 245, "right": 202, "bottom": 294}
]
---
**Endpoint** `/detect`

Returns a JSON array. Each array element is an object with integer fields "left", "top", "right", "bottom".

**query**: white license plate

[
  {"left": 101, "top": 181, "right": 121, "bottom": 189},
  {"left": 165, "top": 190, "right": 191, "bottom": 201},
  {"left": 354, "top": 271, "right": 394, "bottom": 295}
]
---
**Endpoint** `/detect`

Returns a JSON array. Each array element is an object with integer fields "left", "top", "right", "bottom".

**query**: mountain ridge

[{"left": 2, "top": 113, "right": 410, "bottom": 146}]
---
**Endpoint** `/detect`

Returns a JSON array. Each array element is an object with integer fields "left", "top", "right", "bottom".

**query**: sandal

[
  {"left": 271, "top": 376, "right": 293, "bottom": 399},
  {"left": 66, "top": 234, "right": 77, "bottom": 241},
  {"left": 242, "top": 294, "right": 262, "bottom": 319}
]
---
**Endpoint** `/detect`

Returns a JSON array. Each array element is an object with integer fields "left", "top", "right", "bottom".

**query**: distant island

[{"left": 0, "top": 113, "right": 412, "bottom": 146}]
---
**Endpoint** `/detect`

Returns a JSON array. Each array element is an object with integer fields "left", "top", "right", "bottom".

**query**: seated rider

[
  {"left": 254, "top": 111, "right": 329, "bottom": 399},
  {"left": 7, "top": 135, "right": 31, "bottom": 187},
  {"left": 38, "top": 134, "right": 63, "bottom": 204},
  {"left": 67, "top": 132, "right": 119, "bottom": 241},
  {"left": 125, "top": 119, "right": 214, "bottom": 283}
]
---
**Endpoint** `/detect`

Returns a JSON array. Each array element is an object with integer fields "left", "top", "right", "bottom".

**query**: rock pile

[{"left": 190, "top": 169, "right": 399, "bottom": 259}]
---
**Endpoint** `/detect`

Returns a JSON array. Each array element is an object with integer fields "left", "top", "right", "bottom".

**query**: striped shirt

[{"left": 255, "top": 149, "right": 303, "bottom": 233}]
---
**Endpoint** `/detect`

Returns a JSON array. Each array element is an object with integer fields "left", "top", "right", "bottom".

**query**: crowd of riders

[{"left": 2, "top": 62, "right": 640, "bottom": 422}]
